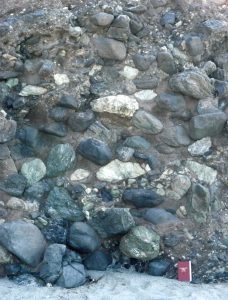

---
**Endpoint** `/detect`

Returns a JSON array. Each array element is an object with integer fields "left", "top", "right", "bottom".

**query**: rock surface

[{"left": 122, "top": 189, "right": 164, "bottom": 208}]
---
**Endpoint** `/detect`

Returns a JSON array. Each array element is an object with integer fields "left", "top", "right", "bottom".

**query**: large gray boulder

[{"left": 0, "top": 220, "right": 46, "bottom": 266}]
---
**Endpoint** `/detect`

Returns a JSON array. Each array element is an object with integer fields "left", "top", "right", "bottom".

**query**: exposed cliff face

[{"left": 0, "top": 0, "right": 227, "bottom": 286}]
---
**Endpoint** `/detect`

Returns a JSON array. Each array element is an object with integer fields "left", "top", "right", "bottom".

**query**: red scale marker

[{"left": 178, "top": 261, "right": 192, "bottom": 282}]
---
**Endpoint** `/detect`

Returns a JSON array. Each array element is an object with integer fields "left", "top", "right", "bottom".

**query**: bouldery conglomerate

[{"left": 0, "top": 0, "right": 227, "bottom": 288}]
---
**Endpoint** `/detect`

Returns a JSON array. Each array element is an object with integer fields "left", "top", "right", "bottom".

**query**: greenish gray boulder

[
  {"left": 45, "top": 187, "right": 84, "bottom": 222},
  {"left": 120, "top": 225, "right": 160, "bottom": 260},
  {"left": 21, "top": 158, "right": 46, "bottom": 186},
  {"left": 46, "top": 144, "right": 76, "bottom": 177}
]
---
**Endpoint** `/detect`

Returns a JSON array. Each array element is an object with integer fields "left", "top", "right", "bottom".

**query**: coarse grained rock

[
  {"left": 169, "top": 69, "right": 214, "bottom": 99},
  {"left": 122, "top": 189, "right": 164, "bottom": 208},
  {"left": 21, "top": 158, "right": 46, "bottom": 186},
  {"left": 189, "top": 112, "right": 226, "bottom": 140},
  {"left": 89, "top": 207, "right": 135, "bottom": 238},
  {"left": 77, "top": 138, "right": 112, "bottom": 166},
  {"left": 45, "top": 187, "right": 84, "bottom": 222},
  {"left": 120, "top": 225, "right": 160, "bottom": 260},
  {"left": 93, "top": 37, "right": 126, "bottom": 61},
  {"left": 39, "top": 244, "right": 66, "bottom": 284},
  {"left": 96, "top": 159, "right": 147, "bottom": 183},
  {"left": 91, "top": 95, "right": 139, "bottom": 117},
  {"left": 56, "top": 263, "right": 86, "bottom": 288},
  {"left": 133, "top": 110, "right": 163, "bottom": 134},
  {"left": 0, "top": 220, "right": 46, "bottom": 267},
  {"left": 46, "top": 144, "right": 76, "bottom": 177},
  {"left": 68, "top": 222, "right": 101, "bottom": 253}
]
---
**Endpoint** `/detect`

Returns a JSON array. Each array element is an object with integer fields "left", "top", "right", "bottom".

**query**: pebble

[
  {"left": 19, "top": 85, "right": 47, "bottom": 96},
  {"left": 91, "top": 12, "right": 114, "bottom": 27},
  {"left": 133, "top": 110, "right": 163, "bottom": 134},
  {"left": 134, "top": 90, "right": 157, "bottom": 101},
  {"left": 188, "top": 137, "right": 212, "bottom": 156},
  {"left": 93, "top": 37, "right": 126, "bottom": 61},
  {"left": 70, "top": 169, "right": 90, "bottom": 182},
  {"left": 185, "top": 160, "right": 217, "bottom": 185},
  {"left": 120, "top": 66, "right": 139, "bottom": 80},
  {"left": 54, "top": 74, "right": 70, "bottom": 85}
]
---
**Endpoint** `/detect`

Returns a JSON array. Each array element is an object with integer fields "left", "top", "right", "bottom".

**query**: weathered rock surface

[
  {"left": 122, "top": 189, "right": 164, "bottom": 208},
  {"left": 21, "top": 158, "right": 46, "bottom": 186},
  {"left": 188, "top": 137, "right": 212, "bottom": 156},
  {"left": 0, "top": 221, "right": 46, "bottom": 266}
]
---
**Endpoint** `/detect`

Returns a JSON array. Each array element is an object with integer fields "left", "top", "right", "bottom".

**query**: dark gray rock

[
  {"left": 39, "top": 244, "right": 66, "bottom": 284},
  {"left": 0, "top": 173, "right": 27, "bottom": 196},
  {"left": 42, "top": 219, "right": 67, "bottom": 244},
  {"left": 59, "top": 95, "right": 80, "bottom": 110},
  {"left": 68, "top": 222, "right": 101, "bottom": 253},
  {"left": 84, "top": 250, "right": 112, "bottom": 271},
  {"left": 91, "top": 12, "right": 114, "bottom": 27},
  {"left": 163, "top": 234, "right": 182, "bottom": 247},
  {"left": 0, "top": 144, "right": 10, "bottom": 160},
  {"left": 189, "top": 112, "right": 227, "bottom": 140},
  {"left": 129, "top": 18, "right": 144, "bottom": 35},
  {"left": 46, "top": 143, "right": 76, "bottom": 177},
  {"left": 122, "top": 189, "right": 164, "bottom": 208},
  {"left": 133, "top": 110, "right": 163, "bottom": 134},
  {"left": 0, "top": 220, "right": 46, "bottom": 267},
  {"left": 39, "top": 123, "right": 68, "bottom": 137},
  {"left": 107, "top": 25, "right": 130, "bottom": 42},
  {"left": 148, "top": 260, "right": 170, "bottom": 276},
  {"left": 134, "top": 77, "right": 158, "bottom": 90},
  {"left": 9, "top": 143, "right": 34, "bottom": 161},
  {"left": 160, "top": 125, "right": 191, "bottom": 147},
  {"left": 132, "top": 54, "right": 155, "bottom": 71},
  {"left": 0, "top": 116, "right": 17, "bottom": 143},
  {"left": 143, "top": 208, "right": 178, "bottom": 225},
  {"left": 185, "top": 36, "right": 204, "bottom": 57},
  {"left": 56, "top": 263, "right": 86, "bottom": 288},
  {"left": 38, "top": 60, "right": 54, "bottom": 77},
  {"left": 16, "top": 126, "right": 45, "bottom": 152},
  {"left": 24, "top": 180, "right": 50, "bottom": 202},
  {"left": 77, "top": 138, "right": 112, "bottom": 166},
  {"left": 89, "top": 208, "right": 135, "bottom": 238},
  {"left": 169, "top": 69, "right": 214, "bottom": 99},
  {"left": 45, "top": 187, "right": 84, "bottom": 222},
  {"left": 49, "top": 107, "right": 70, "bottom": 122},
  {"left": 93, "top": 37, "right": 126, "bottom": 61},
  {"left": 161, "top": 11, "right": 176, "bottom": 26},
  {"left": 68, "top": 110, "right": 95, "bottom": 132},
  {"left": 123, "top": 136, "right": 151, "bottom": 150},
  {"left": 116, "top": 146, "right": 134, "bottom": 162},
  {"left": 63, "top": 249, "right": 82, "bottom": 264},
  {"left": 157, "top": 51, "right": 177, "bottom": 75},
  {"left": 155, "top": 93, "right": 186, "bottom": 112}
]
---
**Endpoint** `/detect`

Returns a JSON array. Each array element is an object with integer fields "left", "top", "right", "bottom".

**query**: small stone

[
  {"left": 68, "top": 110, "right": 95, "bottom": 132},
  {"left": 45, "top": 187, "right": 84, "bottom": 222},
  {"left": 0, "top": 113, "right": 17, "bottom": 143},
  {"left": 6, "top": 197, "right": 39, "bottom": 212},
  {"left": 134, "top": 90, "right": 157, "bottom": 101},
  {"left": 19, "top": 85, "right": 47, "bottom": 96},
  {"left": 116, "top": 146, "right": 135, "bottom": 162},
  {"left": 49, "top": 107, "right": 69, "bottom": 122},
  {"left": 91, "top": 95, "right": 139, "bottom": 117},
  {"left": 77, "top": 138, "right": 112, "bottom": 166},
  {"left": 134, "top": 77, "right": 158, "bottom": 90},
  {"left": 42, "top": 219, "right": 67, "bottom": 244},
  {"left": 203, "top": 61, "right": 217, "bottom": 76},
  {"left": 46, "top": 144, "right": 76, "bottom": 177},
  {"left": 169, "top": 69, "right": 214, "bottom": 99},
  {"left": 161, "top": 11, "right": 176, "bottom": 26},
  {"left": 93, "top": 37, "right": 126, "bottom": 61},
  {"left": 120, "top": 225, "right": 160, "bottom": 260},
  {"left": 185, "top": 36, "right": 204, "bottom": 56},
  {"left": 189, "top": 112, "right": 226, "bottom": 140},
  {"left": 160, "top": 125, "right": 191, "bottom": 147},
  {"left": 91, "top": 12, "right": 114, "bottom": 26},
  {"left": 0, "top": 220, "right": 46, "bottom": 267},
  {"left": 59, "top": 95, "right": 79, "bottom": 110},
  {"left": 0, "top": 245, "right": 13, "bottom": 264},
  {"left": 123, "top": 136, "right": 151, "bottom": 150},
  {"left": 188, "top": 137, "right": 212, "bottom": 156},
  {"left": 39, "top": 244, "right": 66, "bottom": 284},
  {"left": 155, "top": 93, "right": 186, "bottom": 112},
  {"left": 120, "top": 66, "right": 139, "bottom": 80},
  {"left": 151, "top": 0, "right": 167, "bottom": 8},
  {"left": 170, "top": 175, "right": 191, "bottom": 200},
  {"left": 89, "top": 207, "right": 135, "bottom": 238},
  {"left": 68, "top": 222, "right": 101, "bottom": 253},
  {"left": 21, "top": 158, "right": 46, "bottom": 186},
  {"left": 96, "top": 159, "right": 146, "bottom": 183},
  {"left": 197, "top": 98, "right": 219, "bottom": 114},
  {"left": 201, "top": 19, "right": 227, "bottom": 34},
  {"left": 84, "top": 250, "right": 112, "bottom": 271},
  {"left": 39, "top": 123, "right": 68, "bottom": 137},
  {"left": 54, "top": 74, "right": 69, "bottom": 85},
  {"left": 56, "top": 263, "right": 86, "bottom": 288},
  {"left": 0, "top": 144, "right": 10, "bottom": 160},
  {"left": 0, "top": 173, "right": 27, "bottom": 197},
  {"left": 157, "top": 51, "right": 177, "bottom": 75},
  {"left": 122, "top": 189, "right": 164, "bottom": 208},
  {"left": 148, "top": 260, "right": 170, "bottom": 276},
  {"left": 133, "top": 110, "right": 163, "bottom": 134},
  {"left": 143, "top": 208, "right": 178, "bottom": 224},
  {"left": 185, "top": 160, "right": 217, "bottom": 185},
  {"left": 132, "top": 54, "right": 155, "bottom": 71},
  {"left": 70, "top": 169, "right": 90, "bottom": 182}
]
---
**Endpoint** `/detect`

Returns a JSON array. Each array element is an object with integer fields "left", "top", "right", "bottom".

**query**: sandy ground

[{"left": 0, "top": 270, "right": 227, "bottom": 300}]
